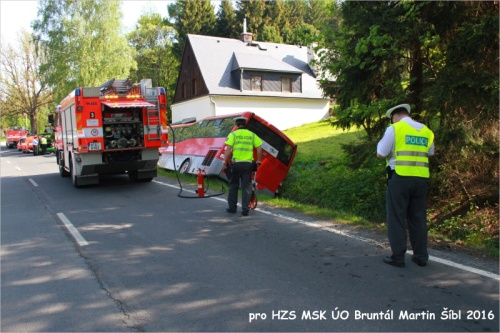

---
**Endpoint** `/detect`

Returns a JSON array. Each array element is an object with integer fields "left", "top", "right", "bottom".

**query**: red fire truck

[
  {"left": 6, "top": 126, "right": 28, "bottom": 148},
  {"left": 51, "top": 78, "right": 168, "bottom": 187}
]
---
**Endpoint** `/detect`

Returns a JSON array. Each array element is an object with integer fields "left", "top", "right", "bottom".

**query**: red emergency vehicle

[
  {"left": 52, "top": 78, "right": 168, "bottom": 187},
  {"left": 6, "top": 126, "right": 28, "bottom": 148}
]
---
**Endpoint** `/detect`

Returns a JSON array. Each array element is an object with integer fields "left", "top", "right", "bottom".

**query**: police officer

[
  {"left": 40, "top": 136, "right": 48, "bottom": 155},
  {"left": 223, "top": 117, "right": 263, "bottom": 216},
  {"left": 32, "top": 136, "right": 39, "bottom": 155},
  {"left": 377, "top": 104, "right": 435, "bottom": 267}
]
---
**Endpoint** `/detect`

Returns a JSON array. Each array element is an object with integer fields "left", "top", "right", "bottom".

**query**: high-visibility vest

[
  {"left": 225, "top": 129, "right": 262, "bottom": 162},
  {"left": 392, "top": 121, "right": 434, "bottom": 178},
  {"left": 41, "top": 137, "right": 47, "bottom": 144}
]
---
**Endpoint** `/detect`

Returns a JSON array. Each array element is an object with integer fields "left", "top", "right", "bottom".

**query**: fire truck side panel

[{"left": 60, "top": 101, "right": 77, "bottom": 175}]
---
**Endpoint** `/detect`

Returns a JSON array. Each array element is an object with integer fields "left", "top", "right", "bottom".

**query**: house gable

[{"left": 172, "top": 39, "right": 209, "bottom": 104}]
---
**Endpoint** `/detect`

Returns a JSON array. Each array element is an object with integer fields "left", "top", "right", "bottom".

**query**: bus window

[{"left": 246, "top": 118, "right": 294, "bottom": 166}]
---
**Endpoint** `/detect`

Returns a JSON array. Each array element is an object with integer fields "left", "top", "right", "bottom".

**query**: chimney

[{"left": 240, "top": 16, "right": 253, "bottom": 43}]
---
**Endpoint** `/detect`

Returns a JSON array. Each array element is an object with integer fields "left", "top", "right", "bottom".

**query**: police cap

[{"left": 385, "top": 104, "right": 411, "bottom": 119}]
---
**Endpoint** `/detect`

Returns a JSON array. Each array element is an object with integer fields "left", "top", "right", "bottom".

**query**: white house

[{"left": 171, "top": 33, "right": 331, "bottom": 130}]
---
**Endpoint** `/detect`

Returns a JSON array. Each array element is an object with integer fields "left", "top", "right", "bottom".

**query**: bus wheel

[{"left": 179, "top": 159, "right": 191, "bottom": 173}]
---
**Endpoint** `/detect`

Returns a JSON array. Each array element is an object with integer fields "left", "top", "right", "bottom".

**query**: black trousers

[
  {"left": 386, "top": 173, "right": 430, "bottom": 263},
  {"left": 227, "top": 162, "right": 253, "bottom": 213},
  {"left": 33, "top": 144, "right": 38, "bottom": 155}
]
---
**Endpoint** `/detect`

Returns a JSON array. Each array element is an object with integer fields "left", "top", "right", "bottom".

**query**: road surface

[{"left": 1, "top": 144, "right": 498, "bottom": 332}]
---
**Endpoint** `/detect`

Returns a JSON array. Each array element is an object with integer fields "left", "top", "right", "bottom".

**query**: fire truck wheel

[
  {"left": 58, "top": 158, "right": 69, "bottom": 177},
  {"left": 179, "top": 159, "right": 191, "bottom": 173},
  {"left": 69, "top": 158, "right": 81, "bottom": 188},
  {"left": 128, "top": 171, "right": 138, "bottom": 182}
]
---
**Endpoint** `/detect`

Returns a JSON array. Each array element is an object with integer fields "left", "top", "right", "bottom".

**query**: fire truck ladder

[{"left": 144, "top": 87, "right": 161, "bottom": 141}]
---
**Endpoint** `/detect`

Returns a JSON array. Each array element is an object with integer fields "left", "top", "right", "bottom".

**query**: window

[
  {"left": 281, "top": 77, "right": 292, "bottom": 93},
  {"left": 182, "top": 83, "right": 186, "bottom": 98},
  {"left": 192, "top": 79, "right": 197, "bottom": 96},
  {"left": 251, "top": 75, "right": 262, "bottom": 91}
]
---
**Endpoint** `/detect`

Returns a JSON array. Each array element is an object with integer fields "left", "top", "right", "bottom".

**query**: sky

[{"left": 0, "top": 0, "right": 174, "bottom": 44}]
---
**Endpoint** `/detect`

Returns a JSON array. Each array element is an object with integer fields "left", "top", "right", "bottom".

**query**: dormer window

[{"left": 251, "top": 75, "right": 262, "bottom": 91}]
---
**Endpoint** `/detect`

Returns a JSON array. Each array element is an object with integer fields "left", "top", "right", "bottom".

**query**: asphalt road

[{"left": 1, "top": 144, "right": 498, "bottom": 332}]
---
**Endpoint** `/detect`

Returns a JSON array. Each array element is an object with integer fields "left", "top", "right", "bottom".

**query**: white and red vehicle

[
  {"left": 158, "top": 112, "right": 298, "bottom": 196},
  {"left": 51, "top": 78, "right": 168, "bottom": 187},
  {"left": 6, "top": 126, "right": 28, "bottom": 148}
]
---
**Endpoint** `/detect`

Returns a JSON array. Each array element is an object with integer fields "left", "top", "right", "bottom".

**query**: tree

[
  {"left": 0, "top": 30, "right": 53, "bottom": 134},
  {"left": 235, "top": 0, "right": 267, "bottom": 40},
  {"left": 168, "top": 0, "right": 217, "bottom": 58},
  {"left": 284, "top": 0, "right": 308, "bottom": 29},
  {"left": 216, "top": 0, "right": 238, "bottom": 38},
  {"left": 317, "top": 1, "right": 407, "bottom": 140},
  {"left": 306, "top": 0, "right": 333, "bottom": 29},
  {"left": 127, "top": 13, "right": 179, "bottom": 122},
  {"left": 317, "top": 1, "right": 499, "bottom": 234},
  {"left": 32, "top": 0, "right": 136, "bottom": 102}
]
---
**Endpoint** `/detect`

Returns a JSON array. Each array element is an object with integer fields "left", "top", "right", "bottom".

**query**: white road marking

[
  {"left": 16, "top": 167, "right": 21, "bottom": 171},
  {"left": 153, "top": 179, "right": 500, "bottom": 281},
  {"left": 56, "top": 213, "right": 89, "bottom": 246},
  {"left": 28, "top": 178, "right": 38, "bottom": 187}
]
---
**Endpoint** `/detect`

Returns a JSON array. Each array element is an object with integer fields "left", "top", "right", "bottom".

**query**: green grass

[
  {"left": 284, "top": 120, "right": 363, "bottom": 164},
  {"left": 255, "top": 120, "right": 383, "bottom": 229}
]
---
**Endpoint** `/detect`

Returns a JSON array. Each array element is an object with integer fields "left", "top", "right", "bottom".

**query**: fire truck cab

[{"left": 52, "top": 78, "right": 168, "bottom": 187}]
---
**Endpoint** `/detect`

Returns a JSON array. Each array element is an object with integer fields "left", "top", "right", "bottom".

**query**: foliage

[
  {"left": 127, "top": 13, "right": 179, "bottom": 122},
  {"left": 216, "top": 0, "right": 239, "bottom": 39},
  {"left": 0, "top": 30, "right": 53, "bottom": 134},
  {"left": 313, "top": 1, "right": 498, "bottom": 252},
  {"left": 167, "top": 0, "right": 217, "bottom": 58},
  {"left": 280, "top": 121, "right": 386, "bottom": 220},
  {"left": 32, "top": 0, "right": 136, "bottom": 102}
]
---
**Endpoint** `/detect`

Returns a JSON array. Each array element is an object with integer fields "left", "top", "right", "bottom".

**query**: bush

[{"left": 281, "top": 153, "right": 386, "bottom": 222}]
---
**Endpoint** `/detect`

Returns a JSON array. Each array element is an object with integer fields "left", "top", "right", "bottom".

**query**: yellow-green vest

[
  {"left": 225, "top": 129, "right": 262, "bottom": 161},
  {"left": 392, "top": 121, "right": 434, "bottom": 178}
]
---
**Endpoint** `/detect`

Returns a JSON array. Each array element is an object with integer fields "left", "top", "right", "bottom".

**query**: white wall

[
  {"left": 172, "top": 95, "right": 329, "bottom": 130},
  {"left": 171, "top": 96, "right": 213, "bottom": 124},
  {"left": 213, "top": 96, "right": 329, "bottom": 130}
]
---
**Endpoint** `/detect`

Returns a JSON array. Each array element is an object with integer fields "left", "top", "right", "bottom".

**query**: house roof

[
  {"left": 232, "top": 53, "right": 302, "bottom": 74},
  {"left": 187, "top": 34, "right": 327, "bottom": 99}
]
